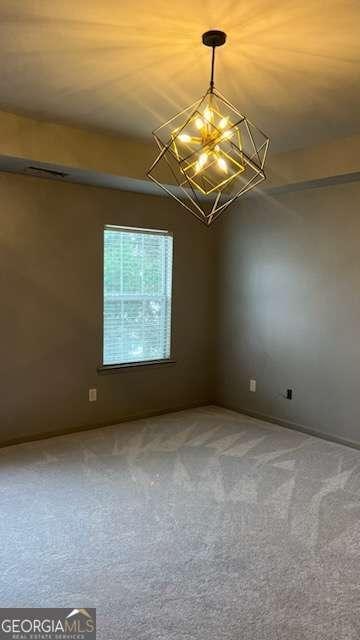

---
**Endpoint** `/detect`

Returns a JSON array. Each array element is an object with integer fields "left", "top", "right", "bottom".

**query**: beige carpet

[{"left": 1, "top": 406, "right": 360, "bottom": 639}]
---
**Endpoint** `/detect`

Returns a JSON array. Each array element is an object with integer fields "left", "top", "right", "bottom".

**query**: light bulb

[
  {"left": 203, "top": 107, "right": 213, "bottom": 123},
  {"left": 217, "top": 157, "right": 228, "bottom": 172},
  {"left": 199, "top": 152, "right": 208, "bottom": 167},
  {"left": 179, "top": 133, "right": 191, "bottom": 143},
  {"left": 195, "top": 117, "right": 204, "bottom": 130},
  {"left": 222, "top": 129, "right": 233, "bottom": 139},
  {"left": 219, "top": 117, "right": 228, "bottom": 129}
]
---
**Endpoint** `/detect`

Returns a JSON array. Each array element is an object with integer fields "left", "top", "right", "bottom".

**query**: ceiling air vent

[{"left": 25, "top": 166, "right": 69, "bottom": 179}]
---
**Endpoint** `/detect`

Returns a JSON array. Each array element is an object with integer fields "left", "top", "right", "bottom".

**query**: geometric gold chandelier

[{"left": 147, "top": 30, "right": 270, "bottom": 226}]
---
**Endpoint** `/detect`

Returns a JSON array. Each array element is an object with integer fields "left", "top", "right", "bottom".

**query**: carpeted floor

[{"left": 1, "top": 405, "right": 360, "bottom": 639}]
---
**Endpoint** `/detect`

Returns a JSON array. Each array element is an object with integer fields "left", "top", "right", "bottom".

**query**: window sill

[{"left": 97, "top": 359, "right": 176, "bottom": 374}]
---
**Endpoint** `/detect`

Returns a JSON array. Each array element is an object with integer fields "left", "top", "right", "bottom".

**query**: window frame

[{"left": 98, "top": 224, "right": 175, "bottom": 373}]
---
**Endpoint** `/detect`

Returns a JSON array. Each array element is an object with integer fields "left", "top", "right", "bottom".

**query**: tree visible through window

[{"left": 103, "top": 226, "right": 173, "bottom": 365}]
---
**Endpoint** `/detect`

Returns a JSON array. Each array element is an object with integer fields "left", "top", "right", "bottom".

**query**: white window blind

[{"left": 103, "top": 226, "right": 173, "bottom": 366}]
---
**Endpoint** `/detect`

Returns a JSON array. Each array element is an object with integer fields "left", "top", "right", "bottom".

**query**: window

[{"left": 103, "top": 225, "right": 173, "bottom": 366}]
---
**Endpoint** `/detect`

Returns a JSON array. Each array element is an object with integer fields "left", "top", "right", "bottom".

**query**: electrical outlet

[
  {"left": 89, "top": 388, "right": 97, "bottom": 402},
  {"left": 249, "top": 379, "right": 256, "bottom": 393},
  {"left": 286, "top": 389, "right": 293, "bottom": 400}
]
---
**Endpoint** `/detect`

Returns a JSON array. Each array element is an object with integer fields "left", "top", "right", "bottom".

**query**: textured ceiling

[{"left": 0, "top": 0, "right": 360, "bottom": 151}]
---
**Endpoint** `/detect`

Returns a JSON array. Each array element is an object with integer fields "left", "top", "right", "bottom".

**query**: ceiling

[{"left": 0, "top": 0, "right": 360, "bottom": 152}]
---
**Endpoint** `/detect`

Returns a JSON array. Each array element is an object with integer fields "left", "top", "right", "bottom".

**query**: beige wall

[
  {"left": 4, "top": 166, "right": 360, "bottom": 447},
  {"left": 0, "top": 111, "right": 154, "bottom": 180},
  {"left": 3, "top": 109, "right": 360, "bottom": 195},
  {"left": 0, "top": 172, "right": 216, "bottom": 444},
  {"left": 216, "top": 180, "right": 360, "bottom": 445}
]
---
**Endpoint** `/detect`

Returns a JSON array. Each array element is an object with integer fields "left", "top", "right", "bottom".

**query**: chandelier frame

[{"left": 146, "top": 31, "right": 270, "bottom": 226}]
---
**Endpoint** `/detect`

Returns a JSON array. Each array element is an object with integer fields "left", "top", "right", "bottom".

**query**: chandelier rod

[
  {"left": 202, "top": 30, "right": 226, "bottom": 93},
  {"left": 210, "top": 46, "right": 216, "bottom": 93}
]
